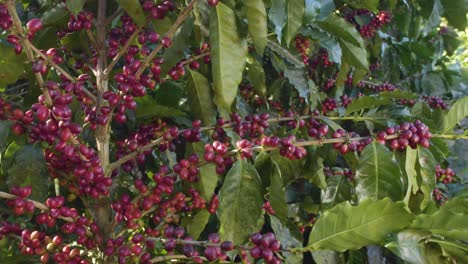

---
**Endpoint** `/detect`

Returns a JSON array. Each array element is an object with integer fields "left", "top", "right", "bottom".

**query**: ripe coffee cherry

[
  {"left": 220, "top": 241, "right": 234, "bottom": 251},
  {"left": 27, "top": 18, "right": 43, "bottom": 34},
  {"left": 208, "top": 0, "right": 219, "bottom": 6},
  {"left": 161, "top": 37, "right": 172, "bottom": 48}
]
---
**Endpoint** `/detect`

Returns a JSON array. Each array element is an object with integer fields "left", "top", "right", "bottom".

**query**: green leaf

[
  {"left": 218, "top": 160, "right": 264, "bottom": 244},
  {"left": 185, "top": 210, "right": 211, "bottom": 240},
  {"left": 246, "top": 57, "right": 267, "bottom": 96},
  {"left": 245, "top": 0, "right": 267, "bottom": 54},
  {"left": 355, "top": 143, "right": 404, "bottom": 201},
  {"left": 0, "top": 43, "right": 25, "bottom": 87},
  {"left": 441, "top": 0, "right": 467, "bottom": 30},
  {"left": 269, "top": 161, "right": 288, "bottom": 223},
  {"left": 312, "top": 250, "right": 344, "bottom": 264},
  {"left": 411, "top": 196, "right": 468, "bottom": 241},
  {"left": 116, "top": 0, "right": 146, "bottom": 28},
  {"left": 303, "top": 154, "right": 326, "bottom": 190},
  {"left": 42, "top": 2, "right": 68, "bottom": 26},
  {"left": 269, "top": 0, "right": 286, "bottom": 43},
  {"left": 304, "top": 0, "right": 335, "bottom": 22},
  {"left": 321, "top": 176, "right": 352, "bottom": 210},
  {"left": 66, "top": 0, "right": 86, "bottom": 14},
  {"left": 285, "top": 0, "right": 305, "bottom": 46},
  {"left": 190, "top": 143, "right": 218, "bottom": 201},
  {"left": 271, "top": 55, "right": 309, "bottom": 101},
  {"left": 317, "top": 14, "right": 361, "bottom": 47},
  {"left": 339, "top": 38, "right": 369, "bottom": 70},
  {"left": 417, "top": 146, "right": 436, "bottom": 210},
  {"left": 436, "top": 239, "right": 468, "bottom": 263},
  {"left": 4, "top": 144, "right": 51, "bottom": 201},
  {"left": 379, "top": 90, "right": 419, "bottom": 100},
  {"left": 308, "top": 198, "right": 414, "bottom": 251},
  {"left": 270, "top": 215, "right": 303, "bottom": 264},
  {"left": 422, "top": 0, "right": 443, "bottom": 35},
  {"left": 441, "top": 96, "right": 468, "bottom": 134},
  {"left": 300, "top": 26, "right": 342, "bottom": 64},
  {"left": 210, "top": 2, "right": 247, "bottom": 112},
  {"left": 404, "top": 148, "right": 419, "bottom": 205},
  {"left": 135, "top": 97, "right": 186, "bottom": 118},
  {"left": 346, "top": 0, "right": 379, "bottom": 13},
  {"left": 270, "top": 151, "right": 304, "bottom": 185},
  {"left": 334, "top": 63, "right": 349, "bottom": 97},
  {"left": 187, "top": 70, "right": 217, "bottom": 126},
  {"left": 0, "top": 120, "right": 12, "bottom": 150},
  {"left": 385, "top": 230, "right": 442, "bottom": 264},
  {"left": 160, "top": 18, "right": 194, "bottom": 76},
  {"left": 346, "top": 96, "right": 391, "bottom": 115}
]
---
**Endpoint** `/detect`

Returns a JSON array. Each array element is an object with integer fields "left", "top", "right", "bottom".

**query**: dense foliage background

[{"left": 0, "top": 0, "right": 467, "bottom": 263}]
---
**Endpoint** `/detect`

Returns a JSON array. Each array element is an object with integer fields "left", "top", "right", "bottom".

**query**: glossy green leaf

[
  {"left": 187, "top": 70, "right": 217, "bottom": 126},
  {"left": 317, "top": 14, "right": 361, "bottom": 47},
  {"left": 308, "top": 198, "right": 414, "bottom": 251},
  {"left": 436, "top": 238, "right": 468, "bottom": 263},
  {"left": 285, "top": 0, "right": 305, "bottom": 46},
  {"left": 270, "top": 216, "right": 303, "bottom": 263},
  {"left": 191, "top": 143, "right": 218, "bottom": 201},
  {"left": 269, "top": 0, "right": 286, "bottom": 43},
  {"left": 271, "top": 151, "right": 304, "bottom": 185},
  {"left": 66, "top": 0, "right": 86, "bottom": 14},
  {"left": 160, "top": 18, "right": 193, "bottom": 76},
  {"left": 422, "top": 0, "right": 443, "bottom": 35},
  {"left": 42, "top": 2, "right": 68, "bottom": 26},
  {"left": 185, "top": 210, "right": 211, "bottom": 240},
  {"left": 385, "top": 230, "right": 442, "bottom": 264},
  {"left": 303, "top": 154, "right": 326, "bottom": 190},
  {"left": 304, "top": 0, "right": 335, "bottom": 22},
  {"left": 346, "top": 0, "right": 379, "bottom": 13},
  {"left": 0, "top": 43, "right": 25, "bottom": 87},
  {"left": 4, "top": 144, "right": 51, "bottom": 201},
  {"left": 0, "top": 120, "right": 12, "bottom": 150},
  {"left": 321, "top": 176, "right": 352, "bottom": 210},
  {"left": 411, "top": 196, "right": 468, "bottom": 240},
  {"left": 116, "top": 0, "right": 146, "bottom": 27},
  {"left": 379, "top": 90, "right": 419, "bottom": 100},
  {"left": 346, "top": 96, "right": 391, "bottom": 115},
  {"left": 339, "top": 38, "right": 369, "bottom": 70},
  {"left": 441, "top": 96, "right": 468, "bottom": 134},
  {"left": 269, "top": 161, "right": 288, "bottom": 223},
  {"left": 417, "top": 146, "right": 436, "bottom": 210},
  {"left": 218, "top": 160, "right": 264, "bottom": 244},
  {"left": 246, "top": 57, "right": 267, "bottom": 96},
  {"left": 441, "top": 0, "right": 467, "bottom": 30},
  {"left": 135, "top": 97, "right": 186, "bottom": 118},
  {"left": 355, "top": 143, "right": 404, "bottom": 201},
  {"left": 404, "top": 148, "right": 419, "bottom": 205},
  {"left": 312, "top": 250, "right": 344, "bottom": 264},
  {"left": 245, "top": 0, "right": 267, "bottom": 54},
  {"left": 210, "top": 2, "right": 247, "bottom": 112}
]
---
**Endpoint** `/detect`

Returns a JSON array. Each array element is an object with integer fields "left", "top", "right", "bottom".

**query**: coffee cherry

[
  {"left": 27, "top": 18, "right": 43, "bottom": 34},
  {"left": 207, "top": 0, "right": 219, "bottom": 6}
]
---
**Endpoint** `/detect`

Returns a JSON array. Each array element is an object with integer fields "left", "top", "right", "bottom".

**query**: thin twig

[
  {"left": 5, "top": 0, "right": 52, "bottom": 106},
  {"left": 105, "top": 29, "right": 141, "bottom": 75},
  {"left": 135, "top": 0, "right": 200, "bottom": 79}
]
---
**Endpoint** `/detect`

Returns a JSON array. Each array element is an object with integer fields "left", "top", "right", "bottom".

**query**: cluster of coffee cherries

[
  {"left": 376, "top": 120, "right": 431, "bottom": 151},
  {"left": 346, "top": 9, "right": 391, "bottom": 38},
  {"left": 250, "top": 232, "right": 282, "bottom": 264},
  {"left": 332, "top": 129, "right": 372, "bottom": 154},
  {"left": 309, "top": 49, "right": 333, "bottom": 70},
  {"left": 231, "top": 112, "right": 270, "bottom": 138},
  {"left": 203, "top": 141, "right": 234, "bottom": 174},
  {"left": 239, "top": 83, "right": 255, "bottom": 100},
  {"left": 173, "top": 154, "right": 200, "bottom": 182},
  {"left": 5, "top": 186, "right": 35, "bottom": 215},
  {"left": 294, "top": 35, "right": 311, "bottom": 65},
  {"left": 324, "top": 167, "right": 354, "bottom": 180},
  {"left": 263, "top": 200, "right": 276, "bottom": 215},
  {"left": 142, "top": 0, "right": 175, "bottom": 20},
  {"left": 322, "top": 97, "right": 338, "bottom": 113},
  {"left": 0, "top": 3, "right": 12, "bottom": 30},
  {"left": 265, "top": 135, "right": 307, "bottom": 160},
  {"left": 375, "top": 82, "right": 396, "bottom": 92},
  {"left": 322, "top": 78, "right": 335, "bottom": 91},
  {"left": 307, "top": 118, "right": 329, "bottom": 139},
  {"left": 436, "top": 165, "right": 456, "bottom": 184},
  {"left": 340, "top": 94, "right": 353, "bottom": 107},
  {"left": 399, "top": 98, "right": 416, "bottom": 106},
  {"left": 67, "top": 11, "right": 93, "bottom": 31},
  {"left": 422, "top": 95, "right": 448, "bottom": 110}
]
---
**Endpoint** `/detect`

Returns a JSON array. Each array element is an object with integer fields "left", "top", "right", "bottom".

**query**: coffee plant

[{"left": 0, "top": 0, "right": 466, "bottom": 263}]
